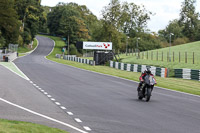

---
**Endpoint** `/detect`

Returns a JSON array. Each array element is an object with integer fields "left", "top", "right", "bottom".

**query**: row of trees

[
  {"left": 1, "top": 0, "right": 199, "bottom": 53},
  {"left": 158, "top": 0, "right": 200, "bottom": 47},
  {"left": 0, "top": 0, "right": 44, "bottom": 47},
  {"left": 46, "top": 0, "right": 161, "bottom": 53}
]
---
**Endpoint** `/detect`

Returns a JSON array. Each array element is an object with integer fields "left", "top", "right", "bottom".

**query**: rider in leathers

[{"left": 137, "top": 67, "right": 155, "bottom": 92}]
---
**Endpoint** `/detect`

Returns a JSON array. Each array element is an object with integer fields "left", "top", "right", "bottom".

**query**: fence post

[
  {"left": 135, "top": 49, "right": 136, "bottom": 56},
  {"left": 193, "top": 52, "right": 194, "bottom": 64},
  {"left": 162, "top": 51, "right": 163, "bottom": 61},
  {"left": 179, "top": 52, "right": 180, "bottom": 63},
  {"left": 151, "top": 51, "right": 153, "bottom": 60},
  {"left": 132, "top": 48, "right": 133, "bottom": 56},
  {"left": 173, "top": 52, "right": 174, "bottom": 62},
  {"left": 185, "top": 52, "right": 187, "bottom": 63},
  {"left": 142, "top": 52, "right": 144, "bottom": 59},
  {"left": 157, "top": 51, "right": 158, "bottom": 61},
  {"left": 167, "top": 52, "right": 169, "bottom": 62},
  {"left": 138, "top": 51, "right": 140, "bottom": 59},
  {"left": 147, "top": 51, "right": 148, "bottom": 60}
]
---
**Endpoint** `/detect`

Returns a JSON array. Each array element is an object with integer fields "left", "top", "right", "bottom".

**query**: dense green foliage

[
  {"left": 0, "top": 0, "right": 20, "bottom": 47},
  {"left": 47, "top": 3, "right": 94, "bottom": 44},
  {"left": 15, "top": 0, "right": 44, "bottom": 46},
  {"left": 0, "top": 0, "right": 44, "bottom": 47},
  {"left": 46, "top": 0, "right": 161, "bottom": 54}
]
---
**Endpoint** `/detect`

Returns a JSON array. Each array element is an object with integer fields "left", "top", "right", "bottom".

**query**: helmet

[{"left": 146, "top": 66, "right": 151, "bottom": 74}]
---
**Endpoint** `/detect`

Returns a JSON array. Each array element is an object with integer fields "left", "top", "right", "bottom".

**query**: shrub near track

[{"left": 41, "top": 35, "right": 200, "bottom": 96}]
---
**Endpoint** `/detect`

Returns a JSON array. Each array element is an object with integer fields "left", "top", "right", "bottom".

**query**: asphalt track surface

[{"left": 12, "top": 36, "right": 200, "bottom": 133}]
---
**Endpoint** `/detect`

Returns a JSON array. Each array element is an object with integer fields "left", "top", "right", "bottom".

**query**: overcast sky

[{"left": 41, "top": 0, "right": 200, "bottom": 32}]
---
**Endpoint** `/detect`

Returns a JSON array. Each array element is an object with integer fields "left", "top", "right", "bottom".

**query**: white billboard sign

[{"left": 83, "top": 42, "right": 112, "bottom": 50}]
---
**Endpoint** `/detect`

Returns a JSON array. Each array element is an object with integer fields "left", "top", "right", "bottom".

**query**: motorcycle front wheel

[
  {"left": 145, "top": 87, "right": 151, "bottom": 102},
  {"left": 138, "top": 90, "right": 143, "bottom": 100}
]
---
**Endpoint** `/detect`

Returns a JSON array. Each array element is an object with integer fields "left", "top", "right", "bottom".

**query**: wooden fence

[{"left": 121, "top": 49, "right": 199, "bottom": 64}]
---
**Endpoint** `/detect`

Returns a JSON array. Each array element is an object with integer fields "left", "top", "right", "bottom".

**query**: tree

[
  {"left": 121, "top": 2, "right": 152, "bottom": 35},
  {"left": 0, "top": 31, "right": 6, "bottom": 47},
  {"left": 158, "top": 19, "right": 184, "bottom": 46},
  {"left": 48, "top": 3, "right": 90, "bottom": 43},
  {"left": 101, "top": 0, "right": 153, "bottom": 51},
  {"left": 0, "top": 0, "right": 20, "bottom": 46},
  {"left": 179, "top": 0, "right": 199, "bottom": 41},
  {"left": 15, "top": 0, "right": 43, "bottom": 45}
]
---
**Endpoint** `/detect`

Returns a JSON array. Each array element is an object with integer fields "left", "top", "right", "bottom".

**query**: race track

[{"left": 13, "top": 36, "right": 200, "bottom": 133}]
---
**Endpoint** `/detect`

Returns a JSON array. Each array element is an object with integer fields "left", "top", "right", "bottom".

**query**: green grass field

[
  {"left": 43, "top": 35, "right": 200, "bottom": 96},
  {"left": 120, "top": 41, "right": 200, "bottom": 70},
  {"left": 0, "top": 119, "right": 68, "bottom": 133}
]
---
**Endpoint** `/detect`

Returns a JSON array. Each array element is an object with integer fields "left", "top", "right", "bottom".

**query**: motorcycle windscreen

[
  {"left": 149, "top": 75, "right": 156, "bottom": 85},
  {"left": 144, "top": 75, "right": 156, "bottom": 85}
]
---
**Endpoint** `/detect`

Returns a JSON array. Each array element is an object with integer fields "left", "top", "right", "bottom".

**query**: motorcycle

[{"left": 138, "top": 74, "right": 156, "bottom": 102}]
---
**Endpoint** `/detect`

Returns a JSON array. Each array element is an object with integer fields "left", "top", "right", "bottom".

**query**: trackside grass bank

[
  {"left": 42, "top": 35, "right": 200, "bottom": 96},
  {"left": 120, "top": 41, "right": 200, "bottom": 70},
  {"left": 0, "top": 119, "right": 68, "bottom": 133},
  {"left": 17, "top": 38, "right": 38, "bottom": 57}
]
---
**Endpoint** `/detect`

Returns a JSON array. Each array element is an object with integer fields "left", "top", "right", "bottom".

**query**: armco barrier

[
  {"left": 56, "top": 54, "right": 95, "bottom": 65},
  {"left": 175, "top": 69, "right": 200, "bottom": 81},
  {"left": 109, "top": 61, "right": 168, "bottom": 78}
]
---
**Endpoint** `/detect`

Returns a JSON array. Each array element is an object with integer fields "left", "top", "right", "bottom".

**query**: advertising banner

[{"left": 83, "top": 42, "right": 112, "bottom": 50}]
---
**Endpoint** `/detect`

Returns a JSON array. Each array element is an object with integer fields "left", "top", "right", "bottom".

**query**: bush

[
  {"left": 0, "top": 36, "right": 5, "bottom": 47},
  {"left": 18, "top": 35, "right": 23, "bottom": 46},
  {"left": 173, "top": 37, "right": 189, "bottom": 46},
  {"left": 69, "top": 44, "right": 78, "bottom": 55}
]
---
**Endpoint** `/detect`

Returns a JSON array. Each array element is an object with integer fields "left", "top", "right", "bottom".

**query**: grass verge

[
  {"left": 0, "top": 119, "right": 68, "bottom": 133},
  {"left": 17, "top": 39, "right": 38, "bottom": 56},
  {"left": 42, "top": 35, "right": 200, "bottom": 96}
]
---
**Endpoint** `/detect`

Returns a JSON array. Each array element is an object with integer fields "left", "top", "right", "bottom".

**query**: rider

[{"left": 137, "top": 67, "right": 153, "bottom": 92}]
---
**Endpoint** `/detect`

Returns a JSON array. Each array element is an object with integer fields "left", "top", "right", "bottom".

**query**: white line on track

[
  {"left": 55, "top": 102, "right": 61, "bottom": 105},
  {"left": 0, "top": 97, "right": 88, "bottom": 133},
  {"left": 67, "top": 112, "right": 73, "bottom": 115},
  {"left": 51, "top": 98, "right": 55, "bottom": 101},
  {"left": 75, "top": 118, "right": 82, "bottom": 123},
  {"left": 0, "top": 62, "right": 30, "bottom": 81},
  {"left": 47, "top": 95, "right": 52, "bottom": 98},
  {"left": 83, "top": 126, "right": 91, "bottom": 131},
  {"left": 11, "top": 62, "right": 30, "bottom": 81},
  {"left": 61, "top": 106, "right": 66, "bottom": 110}
]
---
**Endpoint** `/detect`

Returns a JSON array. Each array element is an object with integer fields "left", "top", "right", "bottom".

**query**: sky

[{"left": 41, "top": 0, "right": 200, "bottom": 33}]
